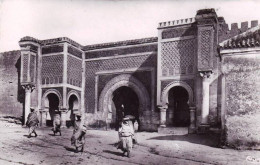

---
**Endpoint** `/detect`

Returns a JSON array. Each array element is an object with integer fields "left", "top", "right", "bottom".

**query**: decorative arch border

[
  {"left": 42, "top": 88, "right": 62, "bottom": 108},
  {"left": 161, "top": 81, "right": 194, "bottom": 105},
  {"left": 98, "top": 74, "right": 150, "bottom": 120},
  {"left": 67, "top": 90, "right": 81, "bottom": 109}
]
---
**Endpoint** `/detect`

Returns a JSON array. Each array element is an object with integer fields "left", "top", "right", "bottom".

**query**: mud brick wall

[
  {"left": 223, "top": 54, "right": 260, "bottom": 149},
  {"left": 85, "top": 46, "right": 157, "bottom": 113},
  {"left": 0, "top": 51, "right": 24, "bottom": 117}
]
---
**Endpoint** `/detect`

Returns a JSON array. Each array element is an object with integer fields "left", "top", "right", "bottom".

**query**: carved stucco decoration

[
  {"left": 67, "top": 90, "right": 81, "bottom": 110},
  {"left": 161, "top": 80, "right": 194, "bottom": 105},
  {"left": 41, "top": 89, "right": 63, "bottom": 108},
  {"left": 162, "top": 27, "right": 195, "bottom": 39},
  {"left": 197, "top": 26, "right": 214, "bottom": 71},
  {"left": 161, "top": 39, "right": 195, "bottom": 76}
]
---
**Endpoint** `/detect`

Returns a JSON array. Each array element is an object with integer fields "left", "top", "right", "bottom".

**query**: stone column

[
  {"left": 40, "top": 109, "right": 48, "bottom": 127},
  {"left": 158, "top": 105, "right": 167, "bottom": 127},
  {"left": 200, "top": 71, "right": 212, "bottom": 125},
  {"left": 22, "top": 84, "right": 35, "bottom": 125},
  {"left": 189, "top": 106, "right": 196, "bottom": 133},
  {"left": 60, "top": 108, "right": 67, "bottom": 128}
]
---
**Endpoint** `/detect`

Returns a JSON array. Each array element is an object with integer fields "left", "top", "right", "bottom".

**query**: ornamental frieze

[
  {"left": 20, "top": 44, "right": 38, "bottom": 52},
  {"left": 162, "top": 27, "right": 196, "bottom": 39},
  {"left": 42, "top": 45, "right": 64, "bottom": 54},
  {"left": 68, "top": 45, "right": 82, "bottom": 59}
]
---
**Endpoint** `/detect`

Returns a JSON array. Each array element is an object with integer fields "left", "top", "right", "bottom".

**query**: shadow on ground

[
  {"left": 148, "top": 133, "right": 220, "bottom": 147},
  {"left": 64, "top": 146, "right": 77, "bottom": 153},
  {"left": 103, "top": 150, "right": 124, "bottom": 157}
]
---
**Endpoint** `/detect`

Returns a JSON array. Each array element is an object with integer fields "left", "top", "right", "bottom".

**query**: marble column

[
  {"left": 199, "top": 71, "right": 212, "bottom": 125},
  {"left": 168, "top": 106, "right": 174, "bottom": 125},
  {"left": 40, "top": 109, "right": 48, "bottom": 127},
  {"left": 158, "top": 105, "right": 168, "bottom": 127},
  {"left": 22, "top": 84, "right": 35, "bottom": 125},
  {"left": 60, "top": 108, "right": 67, "bottom": 128},
  {"left": 189, "top": 106, "right": 196, "bottom": 133}
]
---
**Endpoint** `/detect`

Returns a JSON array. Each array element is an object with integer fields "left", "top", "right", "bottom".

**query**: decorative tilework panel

[
  {"left": 161, "top": 39, "right": 195, "bottom": 76},
  {"left": 85, "top": 54, "right": 156, "bottom": 113},
  {"left": 22, "top": 54, "right": 29, "bottom": 82},
  {"left": 67, "top": 55, "right": 82, "bottom": 87},
  {"left": 198, "top": 30, "right": 212, "bottom": 69},
  {"left": 42, "top": 55, "right": 63, "bottom": 84},
  {"left": 30, "top": 55, "right": 36, "bottom": 82}
]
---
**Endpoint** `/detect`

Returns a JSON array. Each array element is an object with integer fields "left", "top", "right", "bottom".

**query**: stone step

[{"left": 158, "top": 127, "right": 188, "bottom": 135}]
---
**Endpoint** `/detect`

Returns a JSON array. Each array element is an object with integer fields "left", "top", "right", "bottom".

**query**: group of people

[
  {"left": 26, "top": 107, "right": 86, "bottom": 152},
  {"left": 26, "top": 107, "right": 139, "bottom": 157}
]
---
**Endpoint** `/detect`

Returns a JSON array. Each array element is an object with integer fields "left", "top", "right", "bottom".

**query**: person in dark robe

[
  {"left": 52, "top": 110, "right": 61, "bottom": 136},
  {"left": 71, "top": 114, "right": 87, "bottom": 152},
  {"left": 26, "top": 107, "right": 39, "bottom": 138}
]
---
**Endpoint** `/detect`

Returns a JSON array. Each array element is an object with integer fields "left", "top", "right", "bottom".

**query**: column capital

[
  {"left": 157, "top": 104, "right": 168, "bottom": 112},
  {"left": 21, "top": 83, "right": 35, "bottom": 92},
  {"left": 199, "top": 70, "right": 213, "bottom": 79},
  {"left": 189, "top": 106, "right": 196, "bottom": 111},
  {"left": 39, "top": 108, "right": 48, "bottom": 112},
  {"left": 60, "top": 106, "right": 68, "bottom": 112}
]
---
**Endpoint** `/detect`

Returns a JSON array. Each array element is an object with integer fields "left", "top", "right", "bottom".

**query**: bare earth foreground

[{"left": 0, "top": 120, "right": 259, "bottom": 165}]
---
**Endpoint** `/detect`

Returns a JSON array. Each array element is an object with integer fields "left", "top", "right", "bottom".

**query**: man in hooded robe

[{"left": 26, "top": 107, "right": 39, "bottom": 138}]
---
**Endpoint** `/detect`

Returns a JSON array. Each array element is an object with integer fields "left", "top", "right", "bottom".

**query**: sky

[{"left": 0, "top": 0, "right": 260, "bottom": 52}]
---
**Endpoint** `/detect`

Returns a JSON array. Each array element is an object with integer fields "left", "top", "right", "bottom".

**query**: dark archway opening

[
  {"left": 47, "top": 93, "right": 59, "bottom": 126},
  {"left": 111, "top": 86, "right": 139, "bottom": 130},
  {"left": 168, "top": 86, "right": 190, "bottom": 127},
  {"left": 68, "top": 95, "right": 79, "bottom": 127}
]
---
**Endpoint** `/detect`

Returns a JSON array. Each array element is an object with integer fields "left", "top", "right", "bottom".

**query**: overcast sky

[{"left": 0, "top": 0, "right": 260, "bottom": 52}]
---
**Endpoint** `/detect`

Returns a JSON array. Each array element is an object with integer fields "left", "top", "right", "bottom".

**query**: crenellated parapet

[
  {"left": 158, "top": 18, "right": 195, "bottom": 29},
  {"left": 219, "top": 20, "right": 259, "bottom": 42},
  {"left": 219, "top": 24, "right": 260, "bottom": 49}
]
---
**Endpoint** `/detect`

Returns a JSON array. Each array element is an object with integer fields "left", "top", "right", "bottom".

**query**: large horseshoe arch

[{"left": 98, "top": 74, "right": 150, "bottom": 125}]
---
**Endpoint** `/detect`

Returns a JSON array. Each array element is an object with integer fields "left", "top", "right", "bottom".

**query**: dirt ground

[{"left": 0, "top": 119, "right": 260, "bottom": 165}]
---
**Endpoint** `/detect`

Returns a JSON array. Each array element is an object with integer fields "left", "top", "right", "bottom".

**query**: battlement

[
  {"left": 227, "top": 20, "right": 258, "bottom": 34},
  {"left": 158, "top": 18, "right": 195, "bottom": 29}
]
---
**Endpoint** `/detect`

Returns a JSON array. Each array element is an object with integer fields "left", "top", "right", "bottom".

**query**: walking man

[
  {"left": 52, "top": 110, "right": 61, "bottom": 136},
  {"left": 71, "top": 114, "right": 87, "bottom": 152},
  {"left": 118, "top": 117, "right": 134, "bottom": 157},
  {"left": 26, "top": 107, "right": 39, "bottom": 138}
]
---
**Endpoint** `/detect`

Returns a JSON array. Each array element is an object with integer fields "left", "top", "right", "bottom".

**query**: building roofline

[
  {"left": 19, "top": 36, "right": 158, "bottom": 51},
  {"left": 219, "top": 25, "right": 260, "bottom": 50},
  {"left": 83, "top": 37, "right": 158, "bottom": 51}
]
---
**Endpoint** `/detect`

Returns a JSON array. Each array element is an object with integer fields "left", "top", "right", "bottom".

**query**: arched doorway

[
  {"left": 167, "top": 86, "right": 190, "bottom": 127},
  {"left": 68, "top": 94, "right": 79, "bottom": 127},
  {"left": 46, "top": 93, "right": 60, "bottom": 126},
  {"left": 111, "top": 86, "right": 139, "bottom": 130},
  {"left": 99, "top": 74, "right": 150, "bottom": 131}
]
